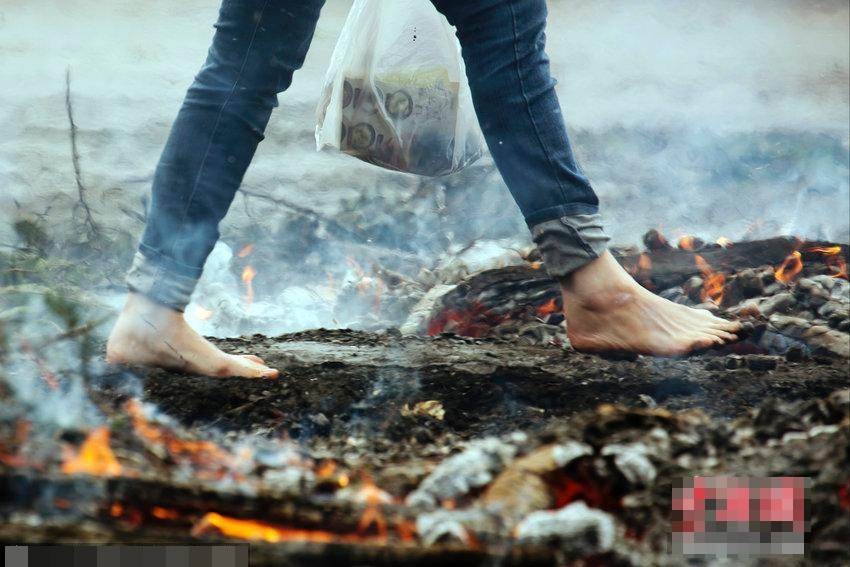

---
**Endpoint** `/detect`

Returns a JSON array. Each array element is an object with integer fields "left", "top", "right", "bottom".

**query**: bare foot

[
  {"left": 561, "top": 251, "right": 740, "bottom": 356},
  {"left": 106, "top": 292, "right": 279, "bottom": 378}
]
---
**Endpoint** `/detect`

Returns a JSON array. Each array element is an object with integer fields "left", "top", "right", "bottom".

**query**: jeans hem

[
  {"left": 524, "top": 203, "right": 600, "bottom": 228},
  {"left": 126, "top": 251, "right": 199, "bottom": 312},
  {"left": 531, "top": 213, "right": 610, "bottom": 278}
]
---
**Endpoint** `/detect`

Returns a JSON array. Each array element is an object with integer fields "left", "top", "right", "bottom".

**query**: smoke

[{"left": 0, "top": 0, "right": 847, "bottom": 341}]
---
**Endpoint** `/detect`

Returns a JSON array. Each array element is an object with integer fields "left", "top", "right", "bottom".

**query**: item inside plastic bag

[{"left": 315, "top": 0, "right": 484, "bottom": 177}]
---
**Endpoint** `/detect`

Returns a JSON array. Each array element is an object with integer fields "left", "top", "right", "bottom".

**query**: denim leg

[
  {"left": 432, "top": 0, "right": 609, "bottom": 277},
  {"left": 129, "top": 0, "right": 325, "bottom": 310}
]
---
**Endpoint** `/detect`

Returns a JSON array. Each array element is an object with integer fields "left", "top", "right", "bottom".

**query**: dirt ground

[{"left": 90, "top": 330, "right": 848, "bottom": 489}]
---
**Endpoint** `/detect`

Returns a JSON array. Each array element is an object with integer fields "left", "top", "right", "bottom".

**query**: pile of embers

[
  {"left": 419, "top": 233, "right": 849, "bottom": 359},
  {"left": 0, "top": 232, "right": 848, "bottom": 566}
]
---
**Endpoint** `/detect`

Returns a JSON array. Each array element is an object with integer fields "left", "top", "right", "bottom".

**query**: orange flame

[
  {"left": 536, "top": 298, "right": 559, "bottom": 317},
  {"left": 237, "top": 244, "right": 254, "bottom": 258},
  {"left": 694, "top": 255, "right": 725, "bottom": 304},
  {"left": 775, "top": 251, "right": 803, "bottom": 284},
  {"left": 192, "top": 512, "right": 390, "bottom": 544},
  {"left": 354, "top": 475, "right": 393, "bottom": 539},
  {"left": 242, "top": 265, "right": 257, "bottom": 307},
  {"left": 678, "top": 236, "right": 697, "bottom": 250},
  {"left": 126, "top": 400, "right": 234, "bottom": 476},
  {"left": 807, "top": 246, "right": 847, "bottom": 279},
  {"left": 61, "top": 427, "right": 123, "bottom": 477}
]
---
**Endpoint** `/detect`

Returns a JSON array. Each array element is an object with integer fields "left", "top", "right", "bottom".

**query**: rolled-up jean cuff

[
  {"left": 125, "top": 252, "right": 198, "bottom": 312},
  {"left": 531, "top": 213, "right": 610, "bottom": 279}
]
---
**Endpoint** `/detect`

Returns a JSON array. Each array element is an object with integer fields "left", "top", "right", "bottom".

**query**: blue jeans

[{"left": 129, "top": 0, "right": 608, "bottom": 310}]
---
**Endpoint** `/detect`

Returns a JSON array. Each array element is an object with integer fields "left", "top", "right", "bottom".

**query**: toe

[
  {"left": 707, "top": 328, "right": 738, "bottom": 342},
  {"left": 710, "top": 319, "right": 742, "bottom": 332},
  {"left": 691, "top": 333, "right": 722, "bottom": 350},
  {"left": 218, "top": 356, "right": 279, "bottom": 379},
  {"left": 240, "top": 354, "right": 266, "bottom": 365}
]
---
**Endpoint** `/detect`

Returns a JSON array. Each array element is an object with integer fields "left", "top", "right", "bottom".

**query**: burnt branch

[{"left": 65, "top": 67, "right": 100, "bottom": 240}]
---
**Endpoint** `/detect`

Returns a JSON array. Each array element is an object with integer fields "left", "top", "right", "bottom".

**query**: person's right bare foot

[
  {"left": 561, "top": 251, "right": 741, "bottom": 357},
  {"left": 106, "top": 292, "right": 279, "bottom": 378}
]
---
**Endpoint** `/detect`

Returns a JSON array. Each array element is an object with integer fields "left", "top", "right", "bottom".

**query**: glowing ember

[
  {"left": 678, "top": 236, "right": 697, "bottom": 250},
  {"left": 151, "top": 506, "right": 180, "bottom": 520},
  {"left": 694, "top": 255, "right": 725, "bottom": 304},
  {"left": 775, "top": 251, "right": 803, "bottom": 284},
  {"left": 317, "top": 459, "right": 350, "bottom": 488},
  {"left": 716, "top": 236, "right": 733, "bottom": 248},
  {"left": 237, "top": 244, "right": 254, "bottom": 258},
  {"left": 427, "top": 302, "right": 504, "bottom": 337},
  {"left": 536, "top": 297, "right": 560, "bottom": 317},
  {"left": 61, "top": 426, "right": 123, "bottom": 477},
  {"left": 241, "top": 265, "right": 257, "bottom": 308}
]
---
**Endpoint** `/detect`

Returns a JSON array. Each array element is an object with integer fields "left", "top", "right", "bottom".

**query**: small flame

[
  {"left": 354, "top": 475, "right": 393, "bottom": 539},
  {"left": 61, "top": 426, "right": 123, "bottom": 477},
  {"left": 237, "top": 244, "right": 254, "bottom": 258},
  {"left": 694, "top": 255, "right": 725, "bottom": 304},
  {"left": 192, "top": 512, "right": 389, "bottom": 544},
  {"left": 242, "top": 265, "right": 257, "bottom": 308},
  {"left": 775, "top": 251, "right": 803, "bottom": 284},
  {"left": 678, "top": 236, "right": 697, "bottom": 250},
  {"left": 536, "top": 298, "right": 560, "bottom": 317},
  {"left": 126, "top": 400, "right": 234, "bottom": 476},
  {"left": 807, "top": 246, "right": 847, "bottom": 279},
  {"left": 193, "top": 512, "right": 334, "bottom": 544},
  {"left": 716, "top": 237, "right": 733, "bottom": 248}
]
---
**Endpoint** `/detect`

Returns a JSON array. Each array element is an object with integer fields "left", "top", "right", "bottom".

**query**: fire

[
  {"left": 237, "top": 244, "right": 254, "bottom": 258},
  {"left": 61, "top": 426, "right": 123, "bottom": 477},
  {"left": 192, "top": 512, "right": 390, "bottom": 544},
  {"left": 317, "top": 459, "right": 350, "bottom": 488},
  {"left": 694, "top": 255, "right": 725, "bottom": 304},
  {"left": 126, "top": 400, "right": 234, "bottom": 475},
  {"left": 775, "top": 251, "right": 803, "bottom": 284},
  {"left": 193, "top": 512, "right": 334, "bottom": 544},
  {"left": 242, "top": 265, "right": 257, "bottom": 307},
  {"left": 807, "top": 246, "right": 847, "bottom": 279},
  {"left": 354, "top": 475, "right": 393, "bottom": 539},
  {"left": 536, "top": 297, "right": 560, "bottom": 317},
  {"left": 716, "top": 236, "right": 733, "bottom": 248},
  {"left": 678, "top": 236, "right": 697, "bottom": 250},
  {"left": 426, "top": 302, "right": 504, "bottom": 337}
]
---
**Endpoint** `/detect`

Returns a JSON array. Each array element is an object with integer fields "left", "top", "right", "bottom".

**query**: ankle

[{"left": 122, "top": 292, "right": 183, "bottom": 327}]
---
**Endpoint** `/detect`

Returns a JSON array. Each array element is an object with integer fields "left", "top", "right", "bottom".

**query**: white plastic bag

[{"left": 315, "top": 0, "right": 484, "bottom": 177}]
